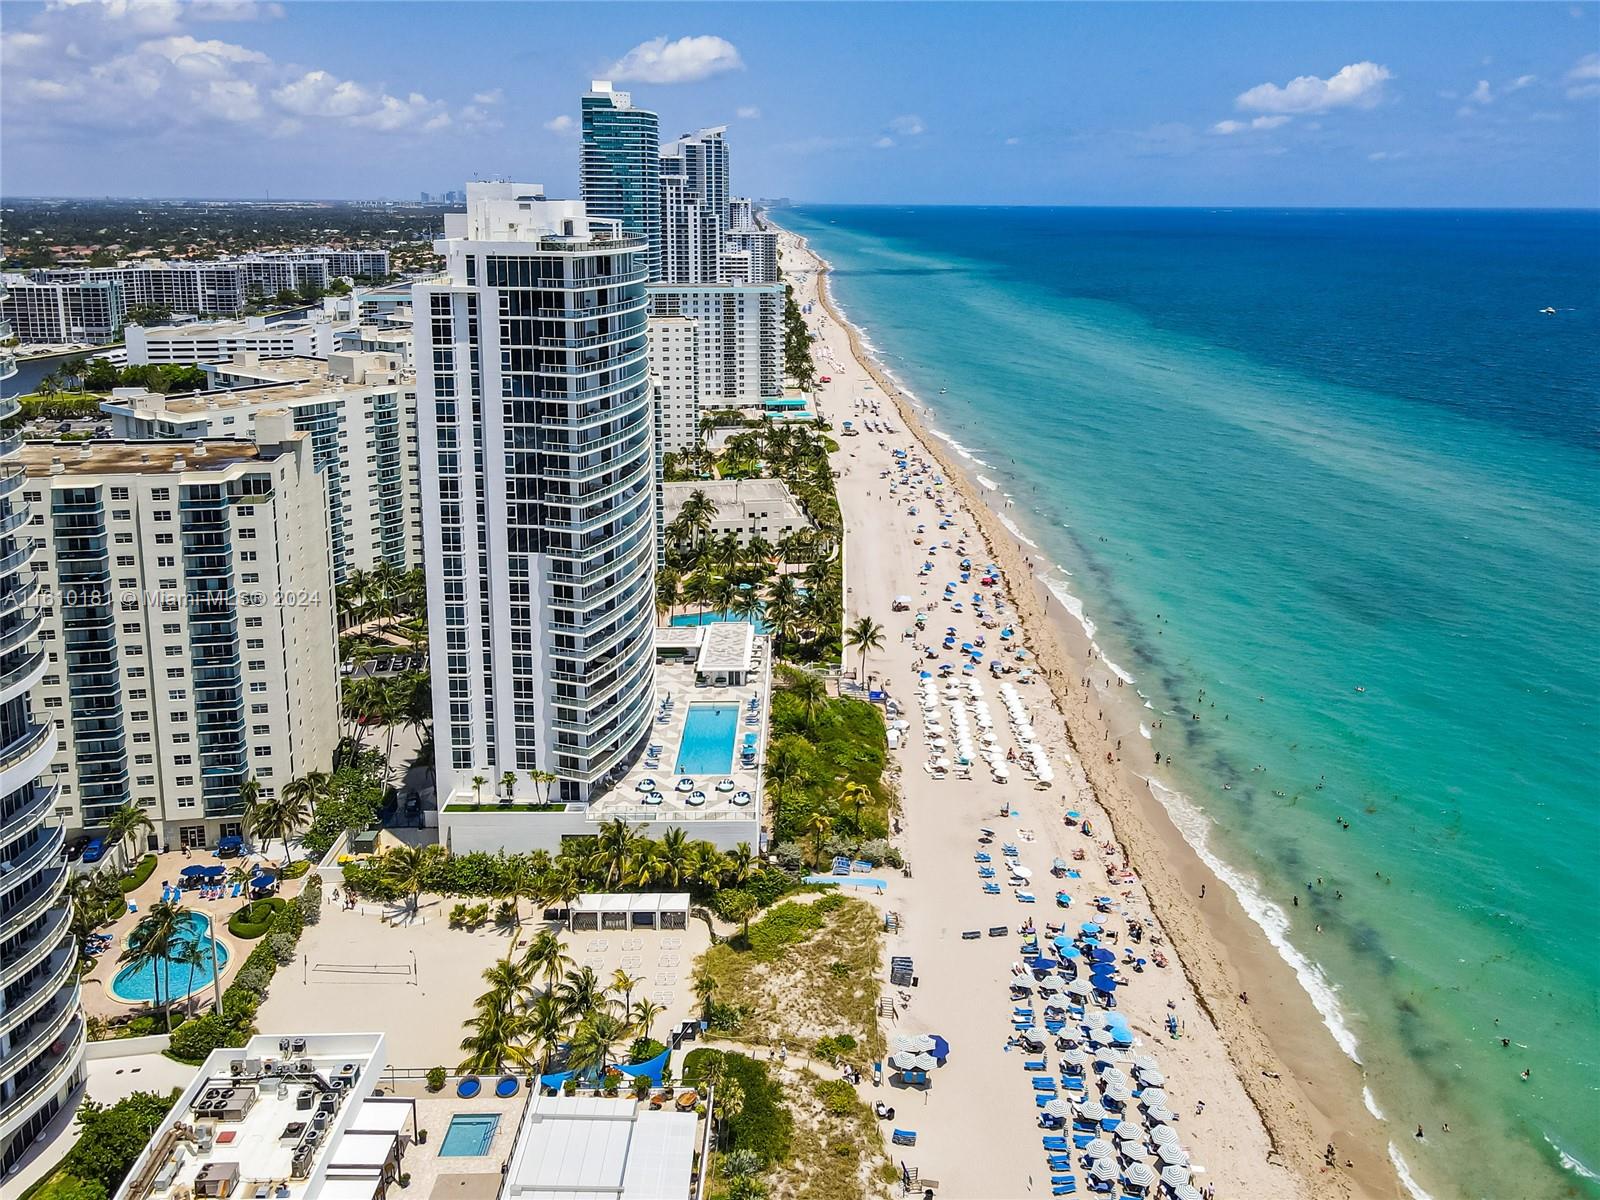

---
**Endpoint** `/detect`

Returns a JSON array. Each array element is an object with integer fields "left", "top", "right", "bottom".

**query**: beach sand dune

[{"left": 777, "top": 231, "right": 1398, "bottom": 1200}]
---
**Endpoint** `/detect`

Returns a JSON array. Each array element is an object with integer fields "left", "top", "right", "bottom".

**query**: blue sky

[{"left": 2, "top": 1, "right": 1596, "bottom": 206}]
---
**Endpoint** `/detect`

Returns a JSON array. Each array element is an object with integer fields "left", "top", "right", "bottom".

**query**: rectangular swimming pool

[
  {"left": 439, "top": 1113, "right": 500, "bottom": 1156},
  {"left": 676, "top": 703, "right": 740, "bottom": 776}
]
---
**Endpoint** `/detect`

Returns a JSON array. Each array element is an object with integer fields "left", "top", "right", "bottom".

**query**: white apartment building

[
  {"left": 415, "top": 183, "right": 657, "bottom": 815},
  {"left": 0, "top": 276, "right": 126, "bottom": 345},
  {"left": 646, "top": 283, "right": 784, "bottom": 404},
  {"left": 101, "top": 352, "right": 421, "bottom": 580},
  {"left": 23, "top": 424, "right": 340, "bottom": 848},
  {"left": 125, "top": 315, "right": 338, "bottom": 366},
  {"left": 727, "top": 196, "right": 757, "bottom": 232},
  {"left": 647, "top": 315, "right": 702, "bottom": 454},
  {"left": 724, "top": 230, "right": 780, "bottom": 285},
  {"left": 662, "top": 478, "right": 811, "bottom": 545}
]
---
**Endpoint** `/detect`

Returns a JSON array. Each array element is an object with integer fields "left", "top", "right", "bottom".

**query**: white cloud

[
  {"left": 1469, "top": 79, "right": 1494, "bottom": 104},
  {"left": 736, "top": 105, "right": 761, "bottom": 119},
  {"left": 888, "top": 114, "right": 925, "bottom": 136},
  {"left": 873, "top": 135, "right": 894, "bottom": 149},
  {"left": 1368, "top": 150, "right": 1409, "bottom": 162},
  {"left": 1004, "top": 136, "right": 1020, "bottom": 145},
  {"left": 3, "top": 2, "right": 472, "bottom": 139},
  {"left": 608, "top": 35, "right": 742, "bottom": 84},
  {"left": 1565, "top": 52, "right": 1600, "bottom": 100},
  {"left": 543, "top": 114, "right": 575, "bottom": 134},
  {"left": 1509, "top": 74, "right": 1537, "bottom": 91},
  {"left": 472, "top": 88, "right": 503, "bottom": 105},
  {"left": 1211, "top": 115, "right": 1291, "bottom": 135},
  {"left": 1236, "top": 61, "right": 1392, "bottom": 114}
]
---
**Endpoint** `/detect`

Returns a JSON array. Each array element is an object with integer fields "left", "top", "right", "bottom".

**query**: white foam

[
  {"left": 1138, "top": 723, "right": 1153, "bottom": 740},
  {"left": 1546, "top": 1135, "right": 1600, "bottom": 1181},
  {"left": 929, "top": 427, "right": 982, "bottom": 463},
  {"left": 1100, "top": 654, "right": 1136, "bottom": 686},
  {"left": 1387, "top": 1144, "right": 1439, "bottom": 1200},
  {"left": 1041, "top": 575, "right": 1097, "bottom": 639},
  {"left": 997, "top": 512, "right": 1039, "bottom": 549},
  {"left": 976, "top": 475, "right": 999, "bottom": 492},
  {"left": 1362, "top": 1085, "right": 1385, "bottom": 1120},
  {"left": 1142, "top": 776, "right": 1364, "bottom": 1066}
]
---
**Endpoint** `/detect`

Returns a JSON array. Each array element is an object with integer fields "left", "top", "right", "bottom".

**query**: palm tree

[
  {"left": 691, "top": 968, "right": 719, "bottom": 1023},
  {"left": 844, "top": 616, "right": 885, "bottom": 682},
  {"left": 806, "top": 810, "right": 834, "bottom": 864},
  {"left": 121, "top": 899, "right": 187, "bottom": 1033},
  {"left": 519, "top": 929, "right": 572, "bottom": 990},
  {"left": 548, "top": 863, "right": 582, "bottom": 929},
  {"left": 724, "top": 842, "right": 755, "bottom": 887},
  {"left": 174, "top": 938, "right": 210, "bottom": 1018},
  {"left": 589, "top": 819, "right": 643, "bottom": 890},
  {"left": 500, "top": 771, "right": 518, "bottom": 803},
  {"left": 681, "top": 571, "right": 719, "bottom": 623},
  {"left": 784, "top": 667, "right": 829, "bottom": 732},
  {"left": 104, "top": 802, "right": 154, "bottom": 872},
  {"left": 721, "top": 889, "right": 759, "bottom": 939},
  {"left": 765, "top": 734, "right": 811, "bottom": 840},
  {"left": 629, "top": 997, "right": 666, "bottom": 1042},
  {"left": 765, "top": 574, "right": 802, "bottom": 648},
  {"left": 502, "top": 856, "right": 547, "bottom": 932},
  {"left": 839, "top": 781, "right": 873, "bottom": 839},
  {"left": 471, "top": 774, "right": 487, "bottom": 805},
  {"left": 525, "top": 991, "right": 569, "bottom": 1075},
  {"left": 610, "top": 969, "right": 642, "bottom": 1015},
  {"left": 242, "top": 787, "right": 312, "bottom": 869},
  {"left": 527, "top": 769, "right": 559, "bottom": 807},
  {"left": 281, "top": 771, "right": 332, "bottom": 821},
  {"left": 650, "top": 828, "right": 693, "bottom": 890},
  {"left": 566, "top": 1010, "right": 631, "bottom": 1073},
  {"left": 480, "top": 955, "right": 531, "bottom": 1008},
  {"left": 655, "top": 569, "right": 681, "bottom": 622},
  {"left": 458, "top": 1004, "right": 532, "bottom": 1076},
  {"left": 556, "top": 966, "right": 605, "bottom": 1023},
  {"left": 384, "top": 844, "right": 446, "bottom": 912}
]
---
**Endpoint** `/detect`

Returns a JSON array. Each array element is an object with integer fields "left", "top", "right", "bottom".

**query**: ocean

[{"left": 779, "top": 206, "right": 1600, "bottom": 1200}]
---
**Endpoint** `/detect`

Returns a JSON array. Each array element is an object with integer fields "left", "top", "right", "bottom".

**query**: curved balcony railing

[
  {"left": 0, "top": 898, "right": 71, "bottom": 990},
  {"left": 0, "top": 940, "right": 76, "bottom": 1040}
]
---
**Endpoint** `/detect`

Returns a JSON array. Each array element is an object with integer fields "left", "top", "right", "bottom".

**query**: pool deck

[{"left": 593, "top": 648, "right": 768, "bottom": 829}]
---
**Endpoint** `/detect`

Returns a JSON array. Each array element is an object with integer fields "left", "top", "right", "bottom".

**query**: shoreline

[{"left": 782, "top": 225, "right": 1402, "bottom": 1200}]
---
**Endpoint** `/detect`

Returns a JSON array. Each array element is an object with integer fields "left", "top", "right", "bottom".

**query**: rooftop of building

[
  {"left": 112, "top": 1032, "right": 389, "bottom": 1200},
  {"left": 19, "top": 437, "right": 277, "bottom": 477},
  {"left": 661, "top": 478, "right": 807, "bottom": 524},
  {"left": 129, "top": 315, "right": 332, "bottom": 339},
  {"left": 502, "top": 1093, "right": 698, "bottom": 1200}
]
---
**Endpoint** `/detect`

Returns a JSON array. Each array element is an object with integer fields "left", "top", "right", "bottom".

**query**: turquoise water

[
  {"left": 438, "top": 1113, "right": 499, "bottom": 1156},
  {"left": 781, "top": 207, "right": 1600, "bottom": 1200},
  {"left": 111, "top": 911, "right": 229, "bottom": 1002},
  {"left": 670, "top": 610, "right": 771, "bottom": 634},
  {"left": 676, "top": 703, "right": 740, "bottom": 775}
]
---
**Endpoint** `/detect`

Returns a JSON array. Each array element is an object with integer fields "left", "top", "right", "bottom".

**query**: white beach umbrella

[
  {"left": 1100, "top": 1068, "right": 1130, "bottom": 1090},
  {"left": 889, "top": 1051, "right": 922, "bottom": 1069},
  {"left": 1103, "top": 1083, "right": 1132, "bottom": 1105},
  {"left": 1043, "top": 1097, "right": 1074, "bottom": 1119},
  {"left": 903, "top": 1034, "right": 936, "bottom": 1053},
  {"left": 1011, "top": 865, "right": 1033, "bottom": 879},
  {"left": 1145, "top": 1104, "right": 1176, "bottom": 1125},
  {"left": 1120, "top": 1141, "right": 1150, "bottom": 1162},
  {"left": 1084, "top": 1138, "right": 1115, "bottom": 1160},
  {"left": 1133, "top": 1055, "right": 1160, "bottom": 1073},
  {"left": 890, "top": 1034, "right": 919, "bottom": 1054},
  {"left": 1114, "top": 1123, "right": 1144, "bottom": 1144},
  {"left": 1160, "top": 1164, "right": 1191, "bottom": 1188},
  {"left": 1138, "top": 1088, "right": 1168, "bottom": 1109},
  {"left": 1150, "top": 1126, "right": 1181, "bottom": 1148},
  {"left": 1038, "top": 976, "right": 1065, "bottom": 993},
  {"left": 1173, "top": 1187, "right": 1202, "bottom": 1200},
  {"left": 1060, "top": 1047, "right": 1087, "bottom": 1065},
  {"left": 1157, "top": 1142, "right": 1190, "bottom": 1167},
  {"left": 1123, "top": 1162, "right": 1158, "bottom": 1190},
  {"left": 1075, "top": 1099, "right": 1107, "bottom": 1122},
  {"left": 1138, "top": 1068, "right": 1165, "bottom": 1087},
  {"left": 1087, "top": 1160, "right": 1118, "bottom": 1182}
]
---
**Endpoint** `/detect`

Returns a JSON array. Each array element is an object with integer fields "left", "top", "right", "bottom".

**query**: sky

[{"left": 1, "top": 1, "right": 1597, "bottom": 207}]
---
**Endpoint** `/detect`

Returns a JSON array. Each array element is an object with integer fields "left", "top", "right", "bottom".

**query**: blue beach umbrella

[{"left": 1081, "top": 922, "right": 1102, "bottom": 935}]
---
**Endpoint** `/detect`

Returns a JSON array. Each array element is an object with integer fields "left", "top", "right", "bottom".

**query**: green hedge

[
  {"left": 683, "top": 1052, "right": 791, "bottom": 1169},
  {"left": 227, "top": 898, "right": 286, "bottom": 940},
  {"left": 118, "top": 855, "right": 158, "bottom": 893}
]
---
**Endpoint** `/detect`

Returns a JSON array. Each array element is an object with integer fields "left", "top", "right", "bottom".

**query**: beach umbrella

[
  {"left": 1051, "top": 934, "right": 1072, "bottom": 951},
  {"left": 1091, "top": 947, "right": 1116, "bottom": 963},
  {"left": 911, "top": 1052, "right": 937, "bottom": 1071},
  {"left": 889, "top": 1051, "right": 921, "bottom": 1069},
  {"left": 1031, "top": 955, "right": 1058, "bottom": 971},
  {"left": 1060, "top": 1047, "right": 1087, "bottom": 1067},
  {"left": 1123, "top": 1162, "right": 1158, "bottom": 1190},
  {"left": 1087, "top": 1160, "right": 1118, "bottom": 1183},
  {"left": 1138, "top": 1069, "right": 1165, "bottom": 1088},
  {"left": 1043, "top": 1097, "right": 1074, "bottom": 1119},
  {"left": 1138, "top": 1089, "right": 1168, "bottom": 1109},
  {"left": 1160, "top": 1164, "right": 1191, "bottom": 1188},
  {"left": 1080, "top": 922, "right": 1102, "bottom": 935},
  {"left": 1038, "top": 977, "right": 1066, "bottom": 993},
  {"left": 904, "top": 1034, "right": 936, "bottom": 1053},
  {"left": 1075, "top": 1099, "right": 1107, "bottom": 1122},
  {"left": 1173, "top": 1187, "right": 1202, "bottom": 1200},
  {"left": 1084, "top": 1138, "right": 1115, "bottom": 1160},
  {"left": 929, "top": 1035, "right": 950, "bottom": 1060},
  {"left": 1012, "top": 865, "right": 1033, "bottom": 880},
  {"left": 1157, "top": 1142, "right": 1189, "bottom": 1167},
  {"left": 1099, "top": 1067, "right": 1129, "bottom": 1086},
  {"left": 1058, "top": 945, "right": 1082, "bottom": 961},
  {"left": 1103, "top": 1084, "right": 1132, "bottom": 1105},
  {"left": 890, "top": 1034, "right": 919, "bottom": 1054},
  {"left": 1120, "top": 1141, "right": 1150, "bottom": 1162},
  {"left": 1145, "top": 1105, "right": 1176, "bottom": 1126},
  {"left": 1149, "top": 1126, "right": 1181, "bottom": 1148},
  {"left": 1091, "top": 976, "right": 1119, "bottom": 994},
  {"left": 179, "top": 865, "right": 208, "bottom": 878},
  {"left": 1133, "top": 1055, "right": 1159, "bottom": 1073}
]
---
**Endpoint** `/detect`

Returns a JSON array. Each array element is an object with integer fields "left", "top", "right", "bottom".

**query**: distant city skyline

[{"left": 1, "top": 1, "right": 1597, "bottom": 207}]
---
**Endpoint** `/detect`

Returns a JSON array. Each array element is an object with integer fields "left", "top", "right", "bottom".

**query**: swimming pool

[
  {"left": 670, "top": 610, "right": 771, "bottom": 635},
  {"left": 677, "top": 704, "right": 740, "bottom": 775},
  {"left": 439, "top": 1113, "right": 500, "bottom": 1156},
  {"left": 110, "top": 911, "right": 229, "bottom": 1003}
]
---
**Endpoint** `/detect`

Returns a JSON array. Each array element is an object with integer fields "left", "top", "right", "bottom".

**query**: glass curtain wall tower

[
  {"left": 415, "top": 184, "right": 656, "bottom": 808},
  {"left": 580, "top": 81, "right": 663, "bottom": 284},
  {"left": 0, "top": 279, "right": 81, "bottom": 1176}
]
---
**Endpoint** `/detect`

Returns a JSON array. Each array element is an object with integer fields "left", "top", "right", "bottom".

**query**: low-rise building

[
  {"left": 0, "top": 276, "right": 126, "bottom": 344},
  {"left": 101, "top": 352, "right": 421, "bottom": 580},
  {"left": 126, "top": 315, "right": 338, "bottom": 366},
  {"left": 24, "top": 424, "right": 340, "bottom": 846},
  {"left": 661, "top": 478, "right": 811, "bottom": 545}
]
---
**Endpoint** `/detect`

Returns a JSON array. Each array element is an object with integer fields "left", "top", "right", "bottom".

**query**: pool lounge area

[{"left": 676, "top": 704, "right": 739, "bottom": 775}]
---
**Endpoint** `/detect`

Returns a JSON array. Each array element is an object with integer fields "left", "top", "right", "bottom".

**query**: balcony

[
  {"left": 0, "top": 939, "right": 75, "bottom": 1040},
  {"left": 0, "top": 860, "right": 67, "bottom": 944},
  {"left": 0, "top": 1013, "right": 84, "bottom": 1136},
  {"left": 0, "top": 824, "right": 64, "bottom": 898},
  {"left": 0, "top": 899, "right": 70, "bottom": 990},
  {"left": 0, "top": 981, "right": 81, "bottom": 1081}
]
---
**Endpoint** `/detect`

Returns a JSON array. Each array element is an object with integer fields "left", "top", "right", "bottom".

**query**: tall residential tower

[
  {"left": 580, "top": 81, "right": 662, "bottom": 283},
  {"left": 415, "top": 184, "right": 656, "bottom": 819}
]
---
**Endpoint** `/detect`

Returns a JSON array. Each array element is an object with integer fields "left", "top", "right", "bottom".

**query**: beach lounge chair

[
  {"left": 1053, "top": 1185, "right": 1077, "bottom": 1196},
  {"left": 975, "top": 852, "right": 992, "bottom": 863},
  {"left": 1018, "top": 892, "right": 1037, "bottom": 903},
  {"left": 979, "top": 867, "right": 996, "bottom": 878},
  {"left": 1042, "top": 1136, "right": 1070, "bottom": 1150},
  {"left": 1051, "top": 1176, "right": 1077, "bottom": 1187},
  {"left": 1047, "top": 1156, "right": 1073, "bottom": 1170},
  {"left": 892, "top": 1129, "right": 917, "bottom": 1147},
  {"left": 984, "top": 883, "right": 1002, "bottom": 895},
  {"left": 1022, "top": 1059, "right": 1047, "bottom": 1072},
  {"left": 1072, "top": 1133, "right": 1095, "bottom": 1149}
]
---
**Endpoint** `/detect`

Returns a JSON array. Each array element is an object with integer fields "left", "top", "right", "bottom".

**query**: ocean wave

[
  {"left": 1139, "top": 723, "right": 1153, "bottom": 740},
  {"left": 1546, "top": 1135, "right": 1600, "bottom": 1181},
  {"left": 997, "top": 512, "right": 1039, "bottom": 549},
  {"left": 976, "top": 475, "right": 999, "bottom": 491},
  {"left": 1388, "top": 1144, "right": 1439, "bottom": 1200},
  {"left": 1142, "top": 776, "right": 1364, "bottom": 1066},
  {"left": 1100, "top": 654, "right": 1136, "bottom": 686},
  {"left": 1041, "top": 575, "right": 1097, "bottom": 638},
  {"left": 1362, "top": 1085, "right": 1385, "bottom": 1120},
  {"left": 929, "top": 427, "right": 982, "bottom": 462}
]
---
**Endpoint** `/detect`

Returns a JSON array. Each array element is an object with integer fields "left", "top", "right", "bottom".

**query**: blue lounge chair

[
  {"left": 1047, "top": 1156, "right": 1073, "bottom": 1169},
  {"left": 892, "top": 1129, "right": 916, "bottom": 1146},
  {"left": 975, "top": 852, "right": 992, "bottom": 863},
  {"left": 1022, "top": 1058, "right": 1046, "bottom": 1072},
  {"left": 1031, "top": 1076, "right": 1056, "bottom": 1089},
  {"left": 1053, "top": 1185, "right": 1077, "bottom": 1196},
  {"left": 979, "top": 866, "right": 996, "bottom": 878},
  {"left": 1041, "top": 1136, "right": 1069, "bottom": 1150},
  {"left": 1051, "top": 1176, "right": 1076, "bottom": 1187},
  {"left": 984, "top": 883, "right": 1002, "bottom": 895},
  {"left": 1018, "top": 892, "right": 1037, "bottom": 903}
]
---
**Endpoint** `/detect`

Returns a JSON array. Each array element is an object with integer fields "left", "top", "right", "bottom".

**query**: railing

[
  {"left": 0, "top": 721, "right": 52, "bottom": 774},
  {"left": 0, "top": 984, "right": 81, "bottom": 1079},
  {"left": 0, "top": 940, "right": 76, "bottom": 1039},
  {"left": 0, "top": 1014, "right": 84, "bottom": 1126},
  {"left": 0, "top": 897, "right": 70, "bottom": 988},
  {"left": 0, "top": 861, "right": 68, "bottom": 944}
]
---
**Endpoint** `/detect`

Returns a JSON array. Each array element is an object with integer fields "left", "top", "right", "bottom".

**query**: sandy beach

[{"left": 776, "top": 228, "right": 1401, "bottom": 1200}]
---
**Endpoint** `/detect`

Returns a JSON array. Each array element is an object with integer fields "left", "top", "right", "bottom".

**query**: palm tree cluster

[
  {"left": 117, "top": 898, "right": 217, "bottom": 1031},
  {"left": 336, "top": 562, "right": 427, "bottom": 638},
  {"left": 340, "top": 669, "right": 431, "bottom": 769},
  {"left": 458, "top": 934, "right": 669, "bottom": 1079}
]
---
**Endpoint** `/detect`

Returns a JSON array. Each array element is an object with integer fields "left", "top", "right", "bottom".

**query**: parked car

[
  {"left": 80, "top": 837, "right": 106, "bottom": 864},
  {"left": 64, "top": 835, "right": 90, "bottom": 862}
]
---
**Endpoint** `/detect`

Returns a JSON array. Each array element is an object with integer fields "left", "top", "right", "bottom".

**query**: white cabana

[{"left": 569, "top": 892, "right": 691, "bottom": 932}]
